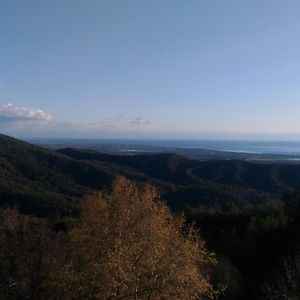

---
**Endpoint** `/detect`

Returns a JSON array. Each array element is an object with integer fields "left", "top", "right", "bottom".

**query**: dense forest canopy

[
  {"left": 1, "top": 134, "right": 300, "bottom": 217},
  {"left": 0, "top": 178, "right": 218, "bottom": 300},
  {"left": 1, "top": 134, "right": 300, "bottom": 299}
]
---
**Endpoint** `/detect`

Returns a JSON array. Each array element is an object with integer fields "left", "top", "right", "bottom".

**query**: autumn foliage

[
  {"left": 54, "top": 177, "right": 217, "bottom": 299},
  {"left": 0, "top": 177, "right": 217, "bottom": 299}
]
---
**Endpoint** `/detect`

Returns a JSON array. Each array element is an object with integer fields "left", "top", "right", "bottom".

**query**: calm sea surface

[{"left": 32, "top": 138, "right": 300, "bottom": 156}]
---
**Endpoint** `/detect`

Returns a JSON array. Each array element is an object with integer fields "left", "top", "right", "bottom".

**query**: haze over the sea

[{"left": 27, "top": 138, "right": 300, "bottom": 156}]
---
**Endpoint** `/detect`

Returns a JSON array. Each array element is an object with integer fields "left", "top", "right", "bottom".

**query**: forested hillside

[
  {"left": 2, "top": 134, "right": 300, "bottom": 217},
  {"left": 58, "top": 147, "right": 300, "bottom": 210},
  {"left": 2, "top": 134, "right": 300, "bottom": 299},
  {"left": 0, "top": 134, "right": 113, "bottom": 216}
]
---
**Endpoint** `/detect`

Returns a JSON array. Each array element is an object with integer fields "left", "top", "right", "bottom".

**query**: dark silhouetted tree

[{"left": 0, "top": 208, "right": 60, "bottom": 300}]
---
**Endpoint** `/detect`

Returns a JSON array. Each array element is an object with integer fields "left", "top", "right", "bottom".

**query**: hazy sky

[{"left": 1, "top": 0, "right": 300, "bottom": 139}]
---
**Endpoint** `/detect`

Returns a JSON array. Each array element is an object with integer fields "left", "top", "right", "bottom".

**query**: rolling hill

[
  {"left": 0, "top": 134, "right": 115, "bottom": 216},
  {"left": 57, "top": 147, "right": 300, "bottom": 194},
  {"left": 1, "top": 134, "right": 300, "bottom": 217}
]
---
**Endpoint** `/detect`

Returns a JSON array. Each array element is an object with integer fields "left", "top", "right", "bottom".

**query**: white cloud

[
  {"left": 0, "top": 103, "right": 154, "bottom": 137},
  {"left": 130, "top": 117, "right": 152, "bottom": 125},
  {"left": 0, "top": 103, "right": 53, "bottom": 125},
  {"left": 97, "top": 115, "right": 152, "bottom": 128}
]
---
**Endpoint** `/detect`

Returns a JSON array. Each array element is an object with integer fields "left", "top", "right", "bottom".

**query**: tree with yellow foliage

[{"left": 53, "top": 177, "right": 218, "bottom": 299}]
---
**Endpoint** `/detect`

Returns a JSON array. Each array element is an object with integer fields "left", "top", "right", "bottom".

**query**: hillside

[
  {"left": 0, "top": 134, "right": 115, "bottom": 216},
  {"left": 57, "top": 148, "right": 300, "bottom": 209},
  {"left": 57, "top": 148, "right": 300, "bottom": 194},
  {"left": 1, "top": 134, "right": 300, "bottom": 217}
]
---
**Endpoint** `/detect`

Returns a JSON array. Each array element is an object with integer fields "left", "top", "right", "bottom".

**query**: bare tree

[
  {"left": 0, "top": 208, "right": 60, "bottom": 300},
  {"left": 262, "top": 253, "right": 300, "bottom": 300}
]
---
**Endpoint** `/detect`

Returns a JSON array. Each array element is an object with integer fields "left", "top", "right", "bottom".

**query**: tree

[
  {"left": 54, "top": 177, "right": 217, "bottom": 299},
  {"left": 262, "top": 252, "right": 300, "bottom": 299},
  {"left": 0, "top": 208, "right": 60, "bottom": 300}
]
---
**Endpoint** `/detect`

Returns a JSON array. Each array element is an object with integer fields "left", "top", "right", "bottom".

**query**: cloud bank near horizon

[
  {"left": 0, "top": 103, "right": 153, "bottom": 135},
  {"left": 2, "top": 103, "right": 300, "bottom": 140}
]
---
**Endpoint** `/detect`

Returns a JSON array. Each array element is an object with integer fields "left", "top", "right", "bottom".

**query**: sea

[{"left": 31, "top": 138, "right": 300, "bottom": 156}]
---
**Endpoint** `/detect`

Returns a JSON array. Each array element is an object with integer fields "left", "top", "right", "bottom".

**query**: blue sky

[{"left": 1, "top": 0, "right": 300, "bottom": 139}]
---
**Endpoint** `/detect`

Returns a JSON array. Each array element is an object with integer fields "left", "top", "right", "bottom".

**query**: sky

[{"left": 0, "top": 0, "right": 300, "bottom": 139}]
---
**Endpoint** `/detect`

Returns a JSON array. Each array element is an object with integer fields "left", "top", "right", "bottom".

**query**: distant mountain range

[{"left": 1, "top": 134, "right": 300, "bottom": 217}]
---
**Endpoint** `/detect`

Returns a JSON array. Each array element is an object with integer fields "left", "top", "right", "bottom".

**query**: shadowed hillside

[
  {"left": 3, "top": 135, "right": 300, "bottom": 299},
  {"left": 57, "top": 147, "right": 300, "bottom": 195},
  {"left": 57, "top": 148, "right": 300, "bottom": 209},
  {"left": 2, "top": 134, "right": 300, "bottom": 217},
  {"left": 0, "top": 134, "right": 114, "bottom": 216}
]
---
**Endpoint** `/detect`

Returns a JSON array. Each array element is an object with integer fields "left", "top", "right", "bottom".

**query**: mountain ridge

[{"left": 1, "top": 134, "right": 300, "bottom": 217}]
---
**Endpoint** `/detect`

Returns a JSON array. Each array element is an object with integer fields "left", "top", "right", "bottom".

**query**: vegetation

[
  {"left": 0, "top": 208, "right": 60, "bottom": 299},
  {"left": 0, "top": 178, "right": 217, "bottom": 300},
  {"left": 186, "top": 197, "right": 300, "bottom": 299},
  {"left": 2, "top": 135, "right": 300, "bottom": 298},
  {"left": 2, "top": 134, "right": 300, "bottom": 218},
  {"left": 262, "top": 252, "right": 300, "bottom": 299}
]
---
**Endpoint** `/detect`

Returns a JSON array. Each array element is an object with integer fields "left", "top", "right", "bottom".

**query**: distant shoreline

[{"left": 27, "top": 138, "right": 300, "bottom": 156}]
